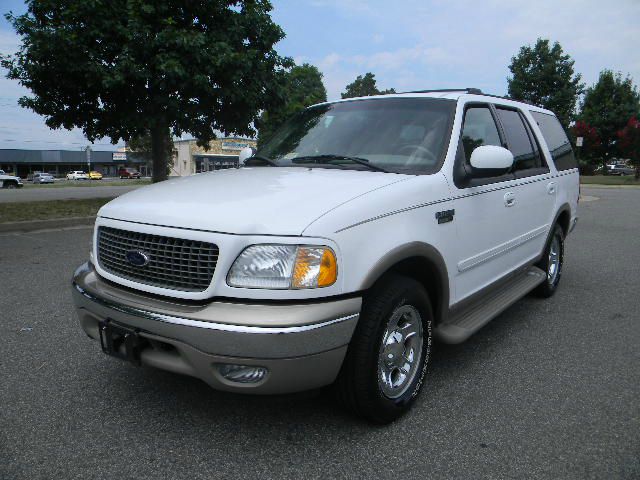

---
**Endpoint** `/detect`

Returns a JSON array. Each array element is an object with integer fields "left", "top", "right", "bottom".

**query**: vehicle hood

[
  {"left": 0, "top": 174, "right": 21, "bottom": 181},
  {"left": 98, "top": 167, "right": 411, "bottom": 235}
]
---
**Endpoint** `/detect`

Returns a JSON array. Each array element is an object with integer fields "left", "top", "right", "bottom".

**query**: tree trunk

[{"left": 151, "top": 125, "right": 168, "bottom": 183}]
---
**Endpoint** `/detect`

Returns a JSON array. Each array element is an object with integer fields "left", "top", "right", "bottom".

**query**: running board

[{"left": 434, "top": 266, "right": 546, "bottom": 344}]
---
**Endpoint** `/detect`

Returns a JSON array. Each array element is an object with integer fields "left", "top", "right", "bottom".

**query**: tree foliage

[
  {"left": 507, "top": 38, "right": 584, "bottom": 129},
  {"left": 579, "top": 70, "right": 640, "bottom": 169},
  {"left": 127, "top": 130, "right": 176, "bottom": 174},
  {"left": 341, "top": 72, "right": 395, "bottom": 99},
  {"left": 617, "top": 117, "right": 640, "bottom": 177},
  {"left": 256, "top": 63, "right": 327, "bottom": 146},
  {"left": 571, "top": 120, "right": 602, "bottom": 173},
  {"left": 1, "top": 0, "right": 290, "bottom": 182}
]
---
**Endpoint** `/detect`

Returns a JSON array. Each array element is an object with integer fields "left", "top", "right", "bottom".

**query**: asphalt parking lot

[{"left": 1, "top": 187, "right": 638, "bottom": 480}]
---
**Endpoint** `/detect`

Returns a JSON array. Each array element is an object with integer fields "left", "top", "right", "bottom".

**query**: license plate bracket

[{"left": 98, "top": 320, "right": 143, "bottom": 366}]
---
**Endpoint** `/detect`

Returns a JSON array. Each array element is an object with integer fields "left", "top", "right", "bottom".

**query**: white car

[
  {"left": 32, "top": 172, "right": 55, "bottom": 184},
  {"left": 66, "top": 170, "right": 89, "bottom": 180},
  {"left": 0, "top": 169, "right": 23, "bottom": 189},
  {"left": 72, "top": 89, "right": 579, "bottom": 423}
]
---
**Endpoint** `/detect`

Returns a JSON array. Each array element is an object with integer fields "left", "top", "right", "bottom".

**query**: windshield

[{"left": 256, "top": 97, "right": 455, "bottom": 174}]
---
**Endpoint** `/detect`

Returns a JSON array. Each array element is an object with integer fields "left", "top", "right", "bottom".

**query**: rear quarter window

[{"left": 530, "top": 111, "right": 577, "bottom": 171}]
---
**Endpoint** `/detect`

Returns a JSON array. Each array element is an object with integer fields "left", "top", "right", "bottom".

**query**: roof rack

[{"left": 401, "top": 88, "right": 483, "bottom": 95}]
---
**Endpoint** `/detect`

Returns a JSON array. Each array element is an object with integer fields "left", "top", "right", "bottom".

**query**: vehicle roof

[{"left": 312, "top": 90, "right": 556, "bottom": 116}]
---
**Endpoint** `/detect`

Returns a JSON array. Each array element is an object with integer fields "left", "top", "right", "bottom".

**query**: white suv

[
  {"left": 0, "top": 170, "right": 23, "bottom": 189},
  {"left": 72, "top": 89, "right": 579, "bottom": 423}
]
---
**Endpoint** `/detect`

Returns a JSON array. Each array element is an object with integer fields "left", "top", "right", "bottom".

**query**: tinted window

[
  {"left": 530, "top": 111, "right": 576, "bottom": 170},
  {"left": 496, "top": 108, "right": 541, "bottom": 171},
  {"left": 461, "top": 107, "right": 501, "bottom": 163}
]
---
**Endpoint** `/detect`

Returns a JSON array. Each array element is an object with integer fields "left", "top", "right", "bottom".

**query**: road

[
  {"left": 1, "top": 187, "right": 638, "bottom": 479},
  {"left": 0, "top": 184, "right": 142, "bottom": 203}
]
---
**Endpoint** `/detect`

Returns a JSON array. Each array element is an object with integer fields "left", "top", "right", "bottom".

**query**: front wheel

[
  {"left": 534, "top": 224, "right": 564, "bottom": 298},
  {"left": 336, "top": 274, "right": 433, "bottom": 424},
  {"left": 3, "top": 181, "right": 18, "bottom": 189}
]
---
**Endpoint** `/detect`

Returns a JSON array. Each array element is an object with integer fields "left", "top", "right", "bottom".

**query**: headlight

[{"left": 227, "top": 244, "right": 337, "bottom": 289}]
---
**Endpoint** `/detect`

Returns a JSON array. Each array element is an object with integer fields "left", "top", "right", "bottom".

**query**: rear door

[{"left": 494, "top": 106, "right": 555, "bottom": 263}]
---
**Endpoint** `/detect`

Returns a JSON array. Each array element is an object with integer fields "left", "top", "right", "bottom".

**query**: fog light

[{"left": 218, "top": 364, "right": 268, "bottom": 384}]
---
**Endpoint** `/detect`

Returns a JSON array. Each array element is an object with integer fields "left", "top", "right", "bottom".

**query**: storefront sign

[{"left": 221, "top": 141, "right": 252, "bottom": 151}]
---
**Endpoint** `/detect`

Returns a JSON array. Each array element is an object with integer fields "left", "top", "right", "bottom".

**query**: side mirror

[
  {"left": 470, "top": 145, "right": 514, "bottom": 171},
  {"left": 238, "top": 147, "right": 255, "bottom": 165}
]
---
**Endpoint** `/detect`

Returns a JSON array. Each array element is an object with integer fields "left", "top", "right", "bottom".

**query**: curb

[
  {"left": 580, "top": 184, "right": 640, "bottom": 189},
  {"left": 0, "top": 216, "right": 95, "bottom": 233}
]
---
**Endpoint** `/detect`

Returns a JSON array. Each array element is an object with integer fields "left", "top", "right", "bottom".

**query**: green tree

[
  {"left": 127, "top": 130, "right": 176, "bottom": 175},
  {"left": 579, "top": 70, "right": 640, "bottom": 172},
  {"left": 507, "top": 38, "right": 584, "bottom": 129},
  {"left": 256, "top": 63, "right": 327, "bottom": 146},
  {"left": 341, "top": 72, "right": 395, "bottom": 99},
  {"left": 571, "top": 120, "right": 602, "bottom": 174},
  {"left": 1, "top": 0, "right": 290, "bottom": 183}
]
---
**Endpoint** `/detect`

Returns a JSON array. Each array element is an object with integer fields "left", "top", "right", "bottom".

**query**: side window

[
  {"left": 496, "top": 108, "right": 542, "bottom": 172},
  {"left": 461, "top": 106, "right": 502, "bottom": 163},
  {"left": 530, "top": 111, "right": 576, "bottom": 170}
]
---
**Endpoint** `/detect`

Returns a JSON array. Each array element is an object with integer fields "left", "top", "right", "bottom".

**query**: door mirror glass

[{"left": 469, "top": 145, "right": 514, "bottom": 171}]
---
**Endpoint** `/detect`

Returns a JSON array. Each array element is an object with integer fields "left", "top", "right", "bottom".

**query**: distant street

[
  {"left": 0, "top": 184, "right": 142, "bottom": 203},
  {"left": 0, "top": 187, "right": 638, "bottom": 480}
]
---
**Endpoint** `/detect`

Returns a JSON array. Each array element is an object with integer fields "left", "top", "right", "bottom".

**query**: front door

[{"left": 450, "top": 104, "right": 523, "bottom": 302}]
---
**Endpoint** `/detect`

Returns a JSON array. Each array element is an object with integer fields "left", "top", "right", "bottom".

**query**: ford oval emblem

[{"left": 125, "top": 250, "right": 150, "bottom": 267}]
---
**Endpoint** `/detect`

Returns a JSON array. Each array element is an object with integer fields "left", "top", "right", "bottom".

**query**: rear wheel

[
  {"left": 534, "top": 224, "right": 564, "bottom": 297},
  {"left": 336, "top": 274, "right": 433, "bottom": 424}
]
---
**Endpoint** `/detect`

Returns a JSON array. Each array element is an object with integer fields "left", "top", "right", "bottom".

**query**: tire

[
  {"left": 336, "top": 274, "right": 433, "bottom": 424},
  {"left": 3, "top": 181, "right": 18, "bottom": 189},
  {"left": 534, "top": 224, "right": 564, "bottom": 298}
]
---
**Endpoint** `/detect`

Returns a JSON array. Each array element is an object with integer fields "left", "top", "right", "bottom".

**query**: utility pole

[{"left": 85, "top": 146, "right": 92, "bottom": 177}]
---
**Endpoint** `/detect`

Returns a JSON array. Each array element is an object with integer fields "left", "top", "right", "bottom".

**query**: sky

[{"left": 0, "top": 0, "right": 639, "bottom": 151}]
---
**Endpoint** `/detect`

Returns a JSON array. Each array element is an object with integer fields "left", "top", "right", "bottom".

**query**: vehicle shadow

[{"left": 85, "top": 293, "right": 549, "bottom": 435}]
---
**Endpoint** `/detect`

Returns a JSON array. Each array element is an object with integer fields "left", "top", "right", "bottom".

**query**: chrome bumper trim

[{"left": 73, "top": 281, "right": 358, "bottom": 335}]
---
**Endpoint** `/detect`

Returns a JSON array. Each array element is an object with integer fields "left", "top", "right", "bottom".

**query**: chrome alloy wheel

[
  {"left": 547, "top": 235, "right": 561, "bottom": 284},
  {"left": 378, "top": 304, "right": 424, "bottom": 399}
]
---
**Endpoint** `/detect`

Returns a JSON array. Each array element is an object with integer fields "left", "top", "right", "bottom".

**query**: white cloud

[{"left": 287, "top": 0, "right": 640, "bottom": 99}]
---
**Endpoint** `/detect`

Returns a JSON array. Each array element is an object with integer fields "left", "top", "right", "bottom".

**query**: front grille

[{"left": 97, "top": 226, "right": 218, "bottom": 292}]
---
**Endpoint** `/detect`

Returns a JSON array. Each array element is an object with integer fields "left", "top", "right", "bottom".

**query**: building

[
  {"left": 0, "top": 148, "right": 146, "bottom": 178},
  {"left": 172, "top": 137, "right": 257, "bottom": 176}
]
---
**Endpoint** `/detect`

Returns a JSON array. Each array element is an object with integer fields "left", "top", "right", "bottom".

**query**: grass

[
  {"left": 580, "top": 175, "right": 640, "bottom": 186},
  {"left": 23, "top": 179, "right": 151, "bottom": 188},
  {"left": 0, "top": 198, "right": 113, "bottom": 223}
]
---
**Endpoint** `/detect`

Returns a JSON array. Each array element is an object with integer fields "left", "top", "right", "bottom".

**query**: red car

[{"left": 118, "top": 167, "right": 141, "bottom": 179}]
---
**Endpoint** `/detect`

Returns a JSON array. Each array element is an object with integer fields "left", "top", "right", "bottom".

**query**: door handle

[
  {"left": 547, "top": 182, "right": 557, "bottom": 195},
  {"left": 504, "top": 192, "right": 516, "bottom": 207}
]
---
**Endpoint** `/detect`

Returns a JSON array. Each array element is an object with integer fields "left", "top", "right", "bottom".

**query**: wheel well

[
  {"left": 381, "top": 256, "right": 445, "bottom": 325},
  {"left": 557, "top": 209, "right": 571, "bottom": 236}
]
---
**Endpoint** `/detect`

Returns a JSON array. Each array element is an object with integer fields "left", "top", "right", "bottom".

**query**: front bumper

[{"left": 71, "top": 263, "right": 361, "bottom": 394}]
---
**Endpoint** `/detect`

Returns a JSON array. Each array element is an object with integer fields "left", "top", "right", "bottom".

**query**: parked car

[
  {"left": 608, "top": 163, "right": 635, "bottom": 176},
  {"left": 66, "top": 171, "right": 89, "bottom": 180},
  {"left": 88, "top": 171, "right": 103, "bottom": 180},
  {"left": 32, "top": 172, "right": 55, "bottom": 184},
  {"left": 0, "top": 169, "right": 23, "bottom": 189},
  {"left": 72, "top": 89, "right": 579, "bottom": 423},
  {"left": 118, "top": 167, "right": 141, "bottom": 179}
]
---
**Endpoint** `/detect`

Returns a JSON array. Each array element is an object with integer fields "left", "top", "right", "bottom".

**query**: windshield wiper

[
  {"left": 245, "top": 155, "right": 278, "bottom": 167},
  {"left": 291, "top": 154, "right": 389, "bottom": 173}
]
